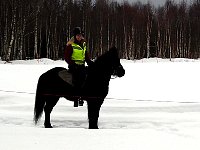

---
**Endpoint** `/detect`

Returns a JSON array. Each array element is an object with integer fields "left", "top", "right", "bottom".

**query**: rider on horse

[{"left": 64, "top": 27, "right": 93, "bottom": 107}]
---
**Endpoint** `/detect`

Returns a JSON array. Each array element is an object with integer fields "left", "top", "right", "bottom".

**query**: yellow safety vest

[{"left": 71, "top": 42, "right": 86, "bottom": 65}]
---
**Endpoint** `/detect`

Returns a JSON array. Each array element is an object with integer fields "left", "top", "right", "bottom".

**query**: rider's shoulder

[{"left": 66, "top": 37, "right": 74, "bottom": 46}]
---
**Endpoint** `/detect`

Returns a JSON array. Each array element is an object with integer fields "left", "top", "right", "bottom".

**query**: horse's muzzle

[{"left": 114, "top": 65, "right": 125, "bottom": 77}]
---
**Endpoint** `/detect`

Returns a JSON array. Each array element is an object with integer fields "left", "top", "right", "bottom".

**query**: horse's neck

[{"left": 85, "top": 66, "right": 111, "bottom": 87}]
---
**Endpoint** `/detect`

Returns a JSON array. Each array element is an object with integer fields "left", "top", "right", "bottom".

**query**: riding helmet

[{"left": 73, "top": 27, "right": 84, "bottom": 36}]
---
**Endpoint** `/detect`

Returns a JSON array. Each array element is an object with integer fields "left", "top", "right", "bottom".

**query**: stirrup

[
  {"left": 79, "top": 99, "right": 84, "bottom": 106},
  {"left": 73, "top": 98, "right": 84, "bottom": 107}
]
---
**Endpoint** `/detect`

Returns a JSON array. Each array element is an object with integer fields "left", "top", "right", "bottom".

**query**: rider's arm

[{"left": 64, "top": 44, "right": 75, "bottom": 65}]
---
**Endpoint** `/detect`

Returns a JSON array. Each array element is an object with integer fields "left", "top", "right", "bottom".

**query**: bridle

[{"left": 111, "top": 63, "right": 124, "bottom": 79}]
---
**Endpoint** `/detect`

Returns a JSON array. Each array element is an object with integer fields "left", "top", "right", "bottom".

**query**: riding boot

[
  {"left": 74, "top": 100, "right": 79, "bottom": 107},
  {"left": 71, "top": 75, "right": 80, "bottom": 107},
  {"left": 77, "top": 87, "right": 84, "bottom": 106},
  {"left": 73, "top": 87, "right": 81, "bottom": 107},
  {"left": 74, "top": 88, "right": 84, "bottom": 107}
]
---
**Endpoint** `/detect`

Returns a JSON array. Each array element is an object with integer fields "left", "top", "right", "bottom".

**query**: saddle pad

[{"left": 58, "top": 70, "right": 73, "bottom": 86}]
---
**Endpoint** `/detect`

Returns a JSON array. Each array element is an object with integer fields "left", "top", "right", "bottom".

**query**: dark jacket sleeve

[{"left": 64, "top": 44, "right": 75, "bottom": 65}]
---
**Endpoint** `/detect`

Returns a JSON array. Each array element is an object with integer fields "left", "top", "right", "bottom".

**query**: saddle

[
  {"left": 58, "top": 70, "right": 73, "bottom": 86},
  {"left": 58, "top": 69, "right": 87, "bottom": 88}
]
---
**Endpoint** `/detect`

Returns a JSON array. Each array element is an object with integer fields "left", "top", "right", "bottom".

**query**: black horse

[{"left": 34, "top": 47, "right": 125, "bottom": 129}]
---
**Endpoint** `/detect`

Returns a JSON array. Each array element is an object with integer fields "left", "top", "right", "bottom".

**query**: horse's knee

[
  {"left": 44, "top": 99, "right": 58, "bottom": 113},
  {"left": 44, "top": 105, "right": 53, "bottom": 114}
]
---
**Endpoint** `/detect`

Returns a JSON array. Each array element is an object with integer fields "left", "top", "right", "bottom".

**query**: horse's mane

[{"left": 93, "top": 47, "right": 118, "bottom": 65}]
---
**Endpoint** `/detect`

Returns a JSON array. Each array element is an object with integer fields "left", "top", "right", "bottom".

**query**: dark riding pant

[{"left": 68, "top": 64, "right": 86, "bottom": 91}]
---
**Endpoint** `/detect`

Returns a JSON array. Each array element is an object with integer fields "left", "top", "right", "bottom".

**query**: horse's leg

[
  {"left": 44, "top": 96, "right": 59, "bottom": 128},
  {"left": 87, "top": 99, "right": 103, "bottom": 129}
]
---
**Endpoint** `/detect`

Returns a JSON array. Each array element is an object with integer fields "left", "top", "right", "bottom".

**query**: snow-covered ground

[{"left": 1, "top": 58, "right": 200, "bottom": 150}]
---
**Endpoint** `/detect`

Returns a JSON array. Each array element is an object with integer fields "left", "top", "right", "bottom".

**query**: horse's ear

[
  {"left": 109, "top": 46, "right": 117, "bottom": 51},
  {"left": 109, "top": 46, "right": 118, "bottom": 53},
  {"left": 109, "top": 46, "right": 118, "bottom": 54}
]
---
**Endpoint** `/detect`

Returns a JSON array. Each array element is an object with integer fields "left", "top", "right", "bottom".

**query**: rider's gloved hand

[{"left": 87, "top": 60, "right": 94, "bottom": 67}]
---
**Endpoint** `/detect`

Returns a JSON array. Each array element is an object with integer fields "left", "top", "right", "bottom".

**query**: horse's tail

[{"left": 34, "top": 76, "right": 45, "bottom": 125}]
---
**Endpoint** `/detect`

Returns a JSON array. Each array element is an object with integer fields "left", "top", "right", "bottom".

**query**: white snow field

[{"left": 0, "top": 58, "right": 200, "bottom": 150}]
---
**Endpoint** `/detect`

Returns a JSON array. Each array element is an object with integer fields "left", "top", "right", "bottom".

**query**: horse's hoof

[
  {"left": 45, "top": 125, "right": 53, "bottom": 128},
  {"left": 89, "top": 126, "right": 99, "bottom": 129},
  {"left": 44, "top": 123, "right": 53, "bottom": 128}
]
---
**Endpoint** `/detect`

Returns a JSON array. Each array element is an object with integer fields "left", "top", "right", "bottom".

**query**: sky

[{"left": 1, "top": 58, "right": 200, "bottom": 150}]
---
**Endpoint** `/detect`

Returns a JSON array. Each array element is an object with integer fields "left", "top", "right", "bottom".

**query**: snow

[{"left": 1, "top": 58, "right": 200, "bottom": 150}]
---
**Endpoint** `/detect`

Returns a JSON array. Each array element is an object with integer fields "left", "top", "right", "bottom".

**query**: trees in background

[{"left": 0, "top": 0, "right": 200, "bottom": 61}]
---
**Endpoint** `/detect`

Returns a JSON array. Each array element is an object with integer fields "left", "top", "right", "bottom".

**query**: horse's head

[
  {"left": 106, "top": 47, "right": 125, "bottom": 78},
  {"left": 92, "top": 47, "right": 125, "bottom": 78}
]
